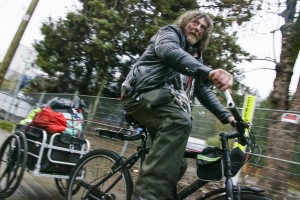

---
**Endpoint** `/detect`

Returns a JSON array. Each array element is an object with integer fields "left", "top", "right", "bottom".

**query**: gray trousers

[{"left": 122, "top": 87, "right": 192, "bottom": 200}]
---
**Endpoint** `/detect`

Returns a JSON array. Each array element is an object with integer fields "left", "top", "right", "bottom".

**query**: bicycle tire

[
  {"left": 210, "top": 192, "right": 272, "bottom": 200},
  {"left": 12, "top": 131, "right": 28, "bottom": 191},
  {"left": 0, "top": 132, "right": 27, "bottom": 198},
  {"left": 65, "top": 148, "right": 133, "bottom": 200},
  {"left": 55, "top": 178, "right": 81, "bottom": 196}
]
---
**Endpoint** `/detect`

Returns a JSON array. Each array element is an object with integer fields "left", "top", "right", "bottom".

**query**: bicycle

[{"left": 65, "top": 91, "right": 272, "bottom": 200}]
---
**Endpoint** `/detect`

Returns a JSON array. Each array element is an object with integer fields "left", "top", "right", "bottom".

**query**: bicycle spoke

[
  {"left": 66, "top": 149, "right": 133, "bottom": 200},
  {"left": 1, "top": 136, "right": 20, "bottom": 192}
]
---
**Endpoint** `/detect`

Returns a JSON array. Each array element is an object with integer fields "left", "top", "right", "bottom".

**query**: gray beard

[{"left": 186, "top": 35, "right": 198, "bottom": 46}]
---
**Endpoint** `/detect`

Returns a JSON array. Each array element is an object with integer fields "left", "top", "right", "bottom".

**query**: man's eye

[
  {"left": 192, "top": 21, "right": 199, "bottom": 26},
  {"left": 201, "top": 25, "right": 207, "bottom": 31}
]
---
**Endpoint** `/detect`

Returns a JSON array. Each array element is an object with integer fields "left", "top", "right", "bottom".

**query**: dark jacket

[{"left": 122, "top": 25, "right": 231, "bottom": 124}]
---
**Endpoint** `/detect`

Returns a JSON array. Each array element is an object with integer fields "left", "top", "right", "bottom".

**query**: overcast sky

[{"left": 0, "top": 0, "right": 299, "bottom": 99}]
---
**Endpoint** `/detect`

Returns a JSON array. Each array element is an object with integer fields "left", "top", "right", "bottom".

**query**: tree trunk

[
  {"left": 86, "top": 66, "right": 109, "bottom": 126},
  {"left": 290, "top": 77, "right": 300, "bottom": 111},
  {"left": 261, "top": 0, "right": 300, "bottom": 195}
]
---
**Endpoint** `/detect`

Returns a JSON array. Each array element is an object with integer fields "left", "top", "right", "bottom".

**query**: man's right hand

[{"left": 208, "top": 69, "right": 233, "bottom": 90}]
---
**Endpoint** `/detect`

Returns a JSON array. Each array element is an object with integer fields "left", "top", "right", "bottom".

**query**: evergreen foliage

[{"left": 28, "top": 0, "right": 253, "bottom": 98}]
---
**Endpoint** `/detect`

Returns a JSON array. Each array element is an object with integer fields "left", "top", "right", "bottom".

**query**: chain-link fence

[{"left": 1, "top": 91, "right": 299, "bottom": 199}]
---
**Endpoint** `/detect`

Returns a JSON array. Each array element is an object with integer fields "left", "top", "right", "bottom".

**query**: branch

[
  {"left": 244, "top": 67, "right": 276, "bottom": 73},
  {"left": 250, "top": 57, "right": 277, "bottom": 63},
  {"left": 236, "top": 67, "right": 276, "bottom": 76},
  {"left": 240, "top": 57, "right": 277, "bottom": 64}
]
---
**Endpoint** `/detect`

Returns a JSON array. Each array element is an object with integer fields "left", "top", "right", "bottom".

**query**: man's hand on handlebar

[
  {"left": 227, "top": 115, "right": 236, "bottom": 127},
  {"left": 208, "top": 69, "right": 233, "bottom": 90}
]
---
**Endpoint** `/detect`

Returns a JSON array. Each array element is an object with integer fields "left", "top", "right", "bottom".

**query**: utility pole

[{"left": 0, "top": 0, "right": 40, "bottom": 86}]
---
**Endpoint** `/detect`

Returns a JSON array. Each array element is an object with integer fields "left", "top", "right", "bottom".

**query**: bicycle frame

[{"left": 97, "top": 125, "right": 255, "bottom": 200}]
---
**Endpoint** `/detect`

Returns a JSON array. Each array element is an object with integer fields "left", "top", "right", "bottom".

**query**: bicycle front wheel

[{"left": 65, "top": 149, "right": 133, "bottom": 200}]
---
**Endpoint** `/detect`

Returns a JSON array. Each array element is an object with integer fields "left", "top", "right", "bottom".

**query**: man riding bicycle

[{"left": 121, "top": 10, "right": 235, "bottom": 200}]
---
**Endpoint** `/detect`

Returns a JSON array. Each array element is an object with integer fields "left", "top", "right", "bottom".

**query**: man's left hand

[{"left": 227, "top": 115, "right": 236, "bottom": 127}]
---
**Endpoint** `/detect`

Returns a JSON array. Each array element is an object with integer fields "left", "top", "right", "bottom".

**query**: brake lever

[{"left": 235, "top": 121, "right": 248, "bottom": 146}]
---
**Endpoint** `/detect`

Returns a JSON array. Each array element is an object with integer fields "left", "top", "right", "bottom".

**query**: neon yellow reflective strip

[
  {"left": 242, "top": 95, "right": 256, "bottom": 123},
  {"left": 235, "top": 143, "right": 246, "bottom": 151},
  {"left": 233, "top": 95, "right": 256, "bottom": 150},
  {"left": 197, "top": 155, "right": 221, "bottom": 162}
]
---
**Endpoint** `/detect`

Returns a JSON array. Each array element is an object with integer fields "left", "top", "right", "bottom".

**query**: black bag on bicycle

[
  {"left": 196, "top": 147, "right": 223, "bottom": 181},
  {"left": 230, "top": 146, "right": 246, "bottom": 176}
]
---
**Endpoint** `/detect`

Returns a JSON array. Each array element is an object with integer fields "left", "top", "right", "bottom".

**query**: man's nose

[{"left": 195, "top": 25, "right": 205, "bottom": 33}]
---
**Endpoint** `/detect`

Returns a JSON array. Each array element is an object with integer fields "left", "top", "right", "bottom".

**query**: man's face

[{"left": 184, "top": 17, "right": 208, "bottom": 46}]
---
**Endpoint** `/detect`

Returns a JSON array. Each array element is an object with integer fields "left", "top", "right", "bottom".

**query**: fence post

[{"left": 37, "top": 91, "right": 46, "bottom": 107}]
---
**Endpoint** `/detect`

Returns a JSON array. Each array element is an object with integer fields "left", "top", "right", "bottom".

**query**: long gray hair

[{"left": 174, "top": 10, "right": 213, "bottom": 52}]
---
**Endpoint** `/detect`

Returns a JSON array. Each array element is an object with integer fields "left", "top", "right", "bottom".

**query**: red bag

[{"left": 31, "top": 107, "right": 67, "bottom": 134}]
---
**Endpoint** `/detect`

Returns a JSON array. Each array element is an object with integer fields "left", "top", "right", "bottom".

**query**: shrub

[{"left": 0, "top": 120, "right": 16, "bottom": 132}]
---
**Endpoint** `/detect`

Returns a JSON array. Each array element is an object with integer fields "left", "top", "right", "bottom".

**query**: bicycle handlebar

[
  {"left": 223, "top": 90, "right": 243, "bottom": 122},
  {"left": 223, "top": 90, "right": 250, "bottom": 146}
]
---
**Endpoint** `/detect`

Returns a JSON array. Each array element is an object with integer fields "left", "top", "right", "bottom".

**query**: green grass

[
  {"left": 0, "top": 120, "right": 16, "bottom": 132},
  {"left": 206, "top": 134, "right": 221, "bottom": 147},
  {"left": 206, "top": 134, "right": 235, "bottom": 148}
]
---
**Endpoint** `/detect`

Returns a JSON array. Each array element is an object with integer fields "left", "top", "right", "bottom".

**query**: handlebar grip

[
  {"left": 223, "top": 90, "right": 234, "bottom": 108},
  {"left": 222, "top": 90, "right": 243, "bottom": 122}
]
